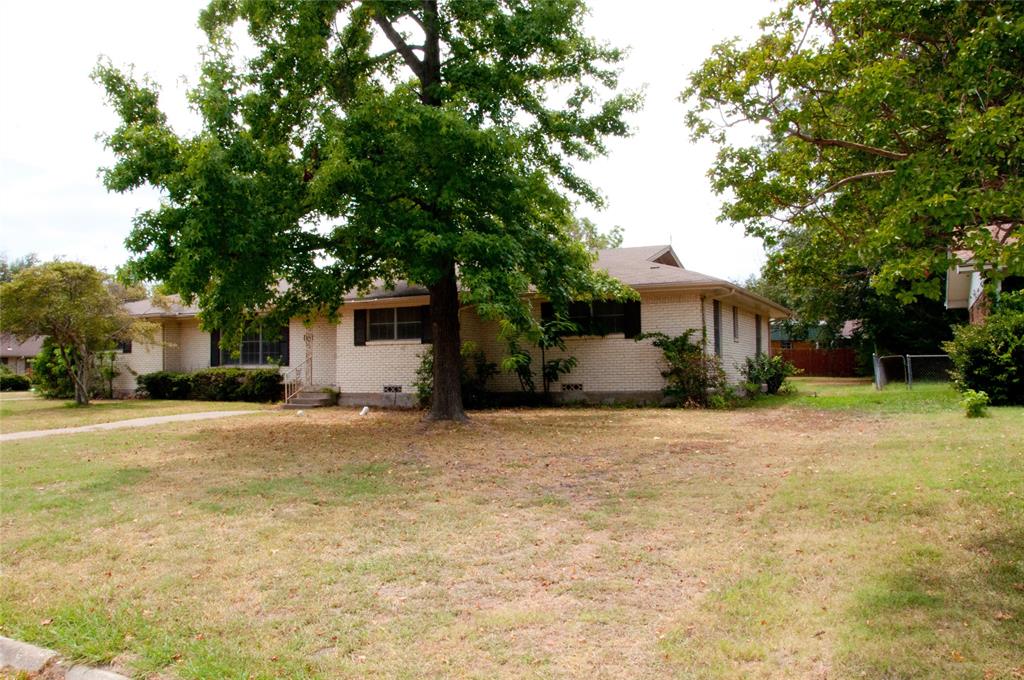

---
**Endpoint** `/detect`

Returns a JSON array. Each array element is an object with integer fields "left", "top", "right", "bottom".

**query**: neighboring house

[
  {"left": 115, "top": 246, "right": 789, "bottom": 405},
  {"left": 946, "top": 224, "right": 1022, "bottom": 324},
  {"left": 0, "top": 333, "right": 43, "bottom": 375}
]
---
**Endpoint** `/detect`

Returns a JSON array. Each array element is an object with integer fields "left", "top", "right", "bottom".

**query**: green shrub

[
  {"left": 30, "top": 339, "right": 80, "bottom": 399},
  {"left": 0, "top": 367, "right": 31, "bottom": 391},
  {"left": 742, "top": 353, "right": 800, "bottom": 395},
  {"left": 234, "top": 368, "right": 284, "bottom": 402},
  {"left": 189, "top": 368, "right": 282, "bottom": 402},
  {"left": 960, "top": 389, "right": 989, "bottom": 418},
  {"left": 944, "top": 301, "right": 1024, "bottom": 406},
  {"left": 636, "top": 330, "right": 728, "bottom": 407},
  {"left": 136, "top": 371, "right": 193, "bottom": 399},
  {"left": 136, "top": 368, "right": 282, "bottom": 402}
]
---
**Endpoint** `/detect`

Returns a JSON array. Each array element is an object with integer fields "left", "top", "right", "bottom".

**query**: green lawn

[
  {"left": 0, "top": 380, "right": 1020, "bottom": 678},
  {"left": 0, "top": 396, "right": 270, "bottom": 433}
]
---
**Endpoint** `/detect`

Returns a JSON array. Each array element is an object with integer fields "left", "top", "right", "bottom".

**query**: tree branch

[
  {"left": 789, "top": 127, "right": 910, "bottom": 160},
  {"left": 372, "top": 14, "right": 424, "bottom": 80},
  {"left": 786, "top": 169, "right": 896, "bottom": 220}
]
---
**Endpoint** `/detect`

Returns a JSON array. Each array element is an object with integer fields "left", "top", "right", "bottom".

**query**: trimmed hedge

[
  {"left": 0, "top": 369, "right": 31, "bottom": 391},
  {"left": 136, "top": 371, "right": 193, "bottom": 400},
  {"left": 136, "top": 368, "right": 282, "bottom": 402}
]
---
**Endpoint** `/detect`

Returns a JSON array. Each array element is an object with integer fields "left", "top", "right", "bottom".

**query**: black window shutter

[
  {"left": 540, "top": 302, "right": 554, "bottom": 323},
  {"left": 280, "top": 325, "right": 290, "bottom": 366},
  {"left": 623, "top": 300, "right": 642, "bottom": 338},
  {"left": 210, "top": 329, "right": 221, "bottom": 366},
  {"left": 420, "top": 305, "right": 432, "bottom": 344},
  {"left": 755, "top": 314, "right": 763, "bottom": 355},
  {"left": 354, "top": 309, "right": 367, "bottom": 346}
]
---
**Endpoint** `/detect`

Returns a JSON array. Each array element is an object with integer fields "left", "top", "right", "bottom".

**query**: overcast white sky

[{"left": 0, "top": 0, "right": 772, "bottom": 282}]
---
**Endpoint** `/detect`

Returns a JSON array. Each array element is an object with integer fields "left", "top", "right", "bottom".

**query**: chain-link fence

[
  {"left": 873, "top": 354, "right": 906, "bottom": 389},
  {"left": 873, "top": 353, "right": 953, "bottom": 389}
]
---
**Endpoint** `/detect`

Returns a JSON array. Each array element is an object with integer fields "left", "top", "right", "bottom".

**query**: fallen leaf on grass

[{"left": 40, "top": 618, "right": 52, "bottom": 626}]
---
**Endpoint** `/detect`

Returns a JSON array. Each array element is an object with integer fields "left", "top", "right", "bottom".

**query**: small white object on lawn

[
  {"left": 296, "top": 410, "right": 305, "bottom": 416},
  {"left": 359, "top": 406, "right": 370, "bottom": 416}
]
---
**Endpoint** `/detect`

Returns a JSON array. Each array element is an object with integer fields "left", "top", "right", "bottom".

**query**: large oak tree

[
  {"left": 685, "top": 0, "right": 1023, "bottom": 308},
  {"left": 95, "top": 0, "right": 639, "bottom": 420}
]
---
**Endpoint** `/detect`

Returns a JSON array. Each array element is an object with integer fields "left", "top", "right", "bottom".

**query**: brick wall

[
  {"left": 331, "top": 291, "right": 773, "bottom": 399},
  {"left": 289, "top": 318, "right": 337, "bottom": 386},
  {"left": 115, "top": 291, "right": 775, "bottom": 399},
  {"left": 335, "top": 302, "right": 434, "bottom": 394},
  {"left": 113, "top": 323, "right": 164, "bottom": 394},
  {"left": 174, "top": 319, "right": 212, "bottom": 372}
]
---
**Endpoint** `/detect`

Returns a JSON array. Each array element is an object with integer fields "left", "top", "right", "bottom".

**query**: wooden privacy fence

[{"left": 780, "top": 348, "right": 857, "bottom": 377}]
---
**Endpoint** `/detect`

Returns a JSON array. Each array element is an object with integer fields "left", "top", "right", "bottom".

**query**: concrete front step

[{"left": 282, "top": 388, "right": 336, "bottom": 409}]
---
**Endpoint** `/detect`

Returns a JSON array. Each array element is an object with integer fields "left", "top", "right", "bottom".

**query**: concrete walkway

[{"left": 1, "top": 410, "right": 260, "bottom": 442}]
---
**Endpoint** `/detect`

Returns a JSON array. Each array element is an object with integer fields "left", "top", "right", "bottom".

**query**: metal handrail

[{"left": 282, "top": 355, "right": 312, "bottom": 403}]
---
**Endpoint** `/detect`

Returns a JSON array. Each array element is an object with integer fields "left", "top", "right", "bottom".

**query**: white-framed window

[
  {"left": 220, "top": 327, "right": 289, "bottom": 366},
  {"left": 369, "top": 307, "right": 422, "bottom": 341}
]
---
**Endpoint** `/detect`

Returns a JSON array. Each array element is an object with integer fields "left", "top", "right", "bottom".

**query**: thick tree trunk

[
  {"left": 417, "top": 2, "right": 463, "bottom": 421},
  {"left": 428, "top": 263, "right": 467, "bottom": 421}
]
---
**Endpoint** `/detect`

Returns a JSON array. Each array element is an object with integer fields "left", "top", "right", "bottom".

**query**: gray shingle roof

[{"left": 1, "top": 333, "right": 44, "bottom": 357}]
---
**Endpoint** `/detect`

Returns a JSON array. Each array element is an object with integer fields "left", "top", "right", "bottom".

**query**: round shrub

[
  {"left": 944, "top": 302, "right": 1024, "bottom": 406},
  {"left": 0, "top": 368, "right": 31, "bottom": 391}
]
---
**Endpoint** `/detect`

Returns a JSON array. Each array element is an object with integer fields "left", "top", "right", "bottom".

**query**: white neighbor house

[{"left": 114, "top": 245, "right": 790, "bottom": 406}]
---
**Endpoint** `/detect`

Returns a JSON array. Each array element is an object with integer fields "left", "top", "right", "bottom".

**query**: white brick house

[{"left": 115, "top": 246, "right": 789, "bottom": 405}]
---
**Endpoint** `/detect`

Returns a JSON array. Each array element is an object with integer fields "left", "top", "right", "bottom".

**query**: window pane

[
  {"left": 567, "top": 301, "right": 591, "bottom": 335},
  {"left": 240, "top": 332, "right": 262, "bottom": 364},
  {"left": 261, "top": 327, "right": 288, "bottom": 365},
  {"left": 369, "top": 308, "right": 395, "bottom": 341},
  {"left": 396, "top": 307, "right": 421, "bottom": 323},
  {"left": 395, "top": 307, "right": 422, "bottom": 340},
  {"left": 592, "top": 300, "right": 625, "bottom": 334}
]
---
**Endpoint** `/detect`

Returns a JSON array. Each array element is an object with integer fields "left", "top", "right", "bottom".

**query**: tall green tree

[
  {"left": 568, "top": 217, "right": 624, "bottom": 251},
  {"left": 0, "top": 262, "right": 153, "bottom": 405},
  {"left": 684, "top": 0, "right": 1023, "bottom": 306},
  {"left": 0, "top": 253, "right": 39, "bottom": 283},
  {"left": 95, "top": 0, "right": 640, "bottom": 421}
]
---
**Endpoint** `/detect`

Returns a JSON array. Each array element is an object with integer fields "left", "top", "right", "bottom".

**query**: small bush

[
  {"left": 944, "top": 300, "right": 1024, "bottom": 405},
  {"left": 136, "top": 371, "right": 193, "bottom": 400},
  {"left": 235, "top": 369, "right": 284, "bottom": 402},
  {"left": 190, "top": 368, "right": 282, "bottom": 402},
  {"left": 960, "top": 389, "right": 989, "bottom": 418},
  {"left": 136, "top": 368, "right": 282, "bottom": 402},
  {"left": 30, "top": 339, "right": 80, "bottom": 399},
  {"left": 742, "top": 353, "right": 800, "bottom": 395},
  {"left": 0, "top": 367, "right": 31, "bottom": 391},
  {"left": 637, "top": 330, "right": 728, "bottom": 408}
]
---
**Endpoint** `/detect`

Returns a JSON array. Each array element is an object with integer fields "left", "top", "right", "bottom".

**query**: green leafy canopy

[
  {"left": 93, "top": 0, "right": 643, "bottom": 344},
  {"left": 684, "top": 0, "right": 1023, "bottom": 304}
]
